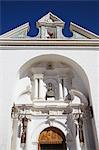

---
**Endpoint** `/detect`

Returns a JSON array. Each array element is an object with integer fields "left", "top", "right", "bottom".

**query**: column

[
  {"left": 58, "top": 78, "right": 63, "bottom": 100},
  {"left": 66, "top": 114, "right": 77, "bottom": 150},
  {"left": 64, "top": 77, "right": 72, "bottom": 96},
  {"left": 30, "top": 75, "right": 39, "bottom": 100},
  {"left": 56, "top": 26, "right": 63, "bottom": 38},
  {"left": 32, "top": 74, "right": 44, "bottom": 100},
  {"left": 34, "top": 78, "right": 38, "bottom": 99},
  {"left": 40, "top": 26, "right": 46, "bottom": 38},
  {"left": 26, "top": 120, "right": 31, "bottom": 150},
  {"left": 75, "top": 121, "right": 81, "bottom": 150},
  {"left": 66, "top": 78, "right": 72, "bottom": 91},
  {"left": 30, "top": 78, "right": 34, "bottom": 100},
  {"left": 11, "top": 118, "right": 18, "bottom": 150},
  {"left": 82, "top": 110, "right": 96, "bottom": 150},
  {"left": 39, "top": 74, "right": 44, "bottom": 99},
  {"left": 82, "top": 115, "right": 89, "bottom": 150},
  {"left": 63, "top": 78, "right": 68, "bottom": 98},
  {"left": 66, "top": 147, "right": 69, "bottom": 150},
  {"left": 16, "top": 121, "right": 21, "bottom": 150}
]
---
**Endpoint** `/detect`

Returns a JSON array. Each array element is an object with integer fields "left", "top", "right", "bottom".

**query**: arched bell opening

[
  {"left": 38, "top": 127, "right": 67, "bottom": 150},
  {"left": 18, "top": 54, "right": 91, "bottom": 99}
]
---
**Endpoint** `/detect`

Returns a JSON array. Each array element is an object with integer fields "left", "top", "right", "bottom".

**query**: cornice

[
  {"left": 0, "top": 39, "right": 99, "bottom": 46},
  {"left": 70, "top": 22, "right": 99, "bottom": 39},
  {"left": 0, "top": 23, "right": 29, "bottom": 38}
]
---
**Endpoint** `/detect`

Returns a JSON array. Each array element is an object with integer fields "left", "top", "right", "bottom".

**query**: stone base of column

[
  {"left": 33, "top": 97, "right": 39, "bottom": 101},
  {"left": 38, "top": 98, "right": 44, "bottom": 100}
]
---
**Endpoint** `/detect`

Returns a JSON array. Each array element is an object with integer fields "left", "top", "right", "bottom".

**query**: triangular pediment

[
  {"left": 37, "top": 12, "right": 65, "bottom": 28},
  {"left": 38, "top": 12, "right": 64, "bottom": 23},
  {"left": 0, "top": 23, "right": 29, "bottom": 38},
  {"left": 0, "top": 12, "right": 99, "bottom": 39}
]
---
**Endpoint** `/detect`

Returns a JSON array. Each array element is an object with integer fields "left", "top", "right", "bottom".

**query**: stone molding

[{"left": 1, "top": 39, "right": 99, "bottom": 46}]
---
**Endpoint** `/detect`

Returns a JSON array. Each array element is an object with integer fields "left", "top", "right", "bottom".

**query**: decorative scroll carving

[{"left": 69, "top": 89, "right": 88, "bottom": 106}]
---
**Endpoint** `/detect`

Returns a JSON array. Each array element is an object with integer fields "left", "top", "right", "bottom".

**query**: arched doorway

[{"left": 38, "top": 127, "right": 66, "bottom": 150}]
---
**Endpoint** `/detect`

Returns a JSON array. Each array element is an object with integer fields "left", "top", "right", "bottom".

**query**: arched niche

[{"left": 18, "top": 54, "right": 91, "bottom": 103}]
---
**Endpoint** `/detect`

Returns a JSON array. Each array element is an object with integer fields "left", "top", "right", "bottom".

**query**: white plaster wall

[{"left": 0, "top": 47, "right": 99, "bottom": 150}]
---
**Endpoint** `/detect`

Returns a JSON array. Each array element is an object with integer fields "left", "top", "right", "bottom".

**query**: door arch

[{"left": 38, "top": 127, "right": 67, "bottom": 150}]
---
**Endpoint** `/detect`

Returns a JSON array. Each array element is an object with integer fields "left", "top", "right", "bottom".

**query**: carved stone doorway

[{"left": 38, "top": 127, "right": 67, "bottom": 150}]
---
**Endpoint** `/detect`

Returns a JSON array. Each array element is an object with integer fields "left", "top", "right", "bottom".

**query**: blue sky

[{"left": 0, "top": 0, "right": 99, "bottom": 37}]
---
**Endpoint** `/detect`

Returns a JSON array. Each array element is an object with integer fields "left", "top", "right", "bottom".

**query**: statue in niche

[
  {"left": 21, "top": 116, "right": 28, "bottom": 144},
  {"left": 46, "top": 83, "right": 55, "bottom": 100}
]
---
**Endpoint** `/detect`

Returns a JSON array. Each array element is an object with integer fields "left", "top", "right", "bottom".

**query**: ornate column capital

[{"left": 33, "top": 73, "right": 44, "bottom": 79}]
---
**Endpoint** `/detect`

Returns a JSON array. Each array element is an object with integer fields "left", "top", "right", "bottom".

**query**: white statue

[{"left": 46, "top": 83, "right": 55, "bottom": 100}]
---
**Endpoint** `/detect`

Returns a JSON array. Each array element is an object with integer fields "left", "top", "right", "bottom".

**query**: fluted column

[{"left": 58, "top": 78, "right": 63, "bottom": 100}]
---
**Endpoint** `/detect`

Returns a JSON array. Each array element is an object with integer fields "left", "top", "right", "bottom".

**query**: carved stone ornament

[
  {"left": 63, "top": 106, "right": 73, "bottom": 114},
  {"left": 11, "top": 103, "right": 18, "bottom": 118}
]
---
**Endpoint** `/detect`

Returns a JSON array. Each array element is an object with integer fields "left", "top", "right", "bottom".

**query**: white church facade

[{"left": 0, "top": 12, "right": 99, "bottom": 150}]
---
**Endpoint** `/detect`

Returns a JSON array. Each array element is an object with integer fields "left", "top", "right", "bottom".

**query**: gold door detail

[{"left": 39, "top": 128, "right": 63, "bottom": 144}]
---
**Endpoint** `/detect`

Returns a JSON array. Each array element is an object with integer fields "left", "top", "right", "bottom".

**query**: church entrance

[{"left": 38, "top": 127, "right": 67, "bottom": 150}]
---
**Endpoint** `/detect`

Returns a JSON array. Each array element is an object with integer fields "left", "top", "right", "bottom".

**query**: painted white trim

[
  {"left": 0, "top": 22, "right": 29, "bottom": 38},
  {"left": 0, "top": 39, "right": 99, "bottom": 46},
  {"left": 70, "top": 22, "right": 99, "bottom": 39}
]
